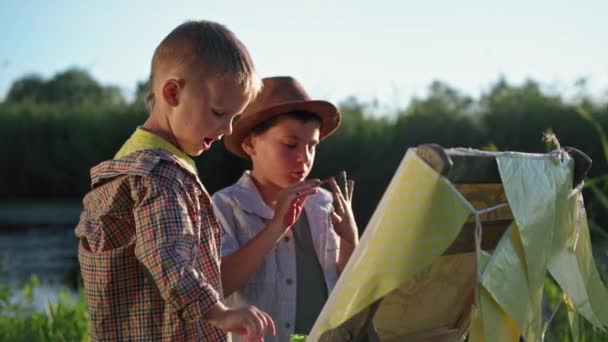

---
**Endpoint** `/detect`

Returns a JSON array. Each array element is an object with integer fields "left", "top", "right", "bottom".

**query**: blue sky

[{"left": 1, "top": 0, "right": 607, "bottom": 111}]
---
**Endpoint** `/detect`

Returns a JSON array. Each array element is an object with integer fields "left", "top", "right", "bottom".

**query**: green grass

[
  {"left": 290, "top": 334, "right": 307, "bottom": 341},
  {"left": 1, "top": 269, "right": 607, "bottom": 341},
  {"left": 543, "top": 273, "right": 608, "bottom": 342},
  {"left": 0, "top": 276, "right": 90, "bottom": 342}
]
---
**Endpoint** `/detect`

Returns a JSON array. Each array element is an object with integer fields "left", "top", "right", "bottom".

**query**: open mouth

[
  {"left": 203, "top": 137, "right": 215, "bottom": 149},
  {"left": 291, "top": 170, "right": 306, "bottom": 179}
]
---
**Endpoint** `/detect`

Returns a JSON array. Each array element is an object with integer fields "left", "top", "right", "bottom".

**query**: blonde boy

[{"left": 75, "top": 21, "right": 274, "bottom": 341}]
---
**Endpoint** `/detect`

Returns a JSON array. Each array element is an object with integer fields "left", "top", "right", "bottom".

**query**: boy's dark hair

[{"left": 251, "top": 111, "right": 322, "bottom": 136}]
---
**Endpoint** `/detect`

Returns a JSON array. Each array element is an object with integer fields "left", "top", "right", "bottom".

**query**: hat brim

[{"left": 225, "top": 100, "right": 341, "bottom": 159}]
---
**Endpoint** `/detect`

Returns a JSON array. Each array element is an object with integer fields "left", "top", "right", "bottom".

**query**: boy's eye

[
  {"left": 212, "top": 110, "right": 226, "bottom": 117},
  {"left": 284, "top": 143, "right": 297, "bottom": 149}
]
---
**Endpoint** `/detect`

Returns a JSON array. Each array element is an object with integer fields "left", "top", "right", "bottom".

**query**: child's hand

[
  {"left": 271, "top": 179, "right": 321, "bottom": 231},
  {"left": 328, "top": 172, "right": 358, "bottom": 245},
  {"left": 206, "top": 302, "right": 275, "bottom": 341}
]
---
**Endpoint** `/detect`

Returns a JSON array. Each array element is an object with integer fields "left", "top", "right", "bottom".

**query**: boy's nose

[
  {"left": 221, "top": 119, "right": 233, "bottom": 136},
  {"left": 297, "top": 148, "right": 312, "bottom": 164}
]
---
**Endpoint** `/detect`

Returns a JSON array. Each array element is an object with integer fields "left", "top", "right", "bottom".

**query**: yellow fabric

[
  {"left": 480, "top": 224, "right": 533, "bottom": 336},
  {"left": 472, "top": 252, "right": 519, "bottom": 342},
  {"left": 547, "top": 192, "right": 608, "bottom": 330},
  {"left": 372, "top": 253, "right": 477, "bottom": 339},
  {"left": 308, "top": 150, "right": 472, "bottom": 341},
  {"left": 498, "top": 153, "right": 607, "bottom": 335},
  {"left": 114, "top": 127, "right": 198, "bottom": 175},
  {"left": 469, "top": 303, "right": 484, "bottom": 342},
  {"left": 494, "top": 155, "right": 573, "bottom": 339},
  {"left": 478, "top": 288, "right": 520, "bottom": 342},
  {"left": 307, "top": 148, "right": 608, "bottom": 341}
]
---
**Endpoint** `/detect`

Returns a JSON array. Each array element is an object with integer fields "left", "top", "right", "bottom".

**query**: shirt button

[
  {"left": 284, "top": 236, "right": 290, "bottom": 242},
  {"left": 286, "top": 278, "right": 293, "bottom": 285}
]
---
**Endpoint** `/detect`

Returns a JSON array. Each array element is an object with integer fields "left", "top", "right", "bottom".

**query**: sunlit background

[
  {"left": 1, "top": 1, "right": 607, "bottom": 340},
  {"left": 2, "top": 0, "right": 607, "bottom": 108}
]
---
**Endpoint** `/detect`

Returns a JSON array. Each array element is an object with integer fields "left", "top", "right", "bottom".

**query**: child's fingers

[
  {"left": 280, "top": 189, "right": 311, "bottom": 211},
  {"left": 283, "top": 180, "right": 319, "bottom": 204},
  {"left": 295, "top": 178, "right": 322, "bottom": 188},
  {"left": 293, "top": 181, "right": 321, "bottom": 197},
  {"left": 328, "top": 178, "right": 346, "bottom": 213},
  {"left": 275, "top": 179, "right": 320, "bottom": 209},
  {"left": 290, "top": 178, "right": 322, "bottom": 193},
  {"left": 248, "top": 306, "right": 274, "bottom": 339},
  {"left": 331, "top": 211, "right": 343, "bottom": 223},
  {"left": 261, "top": 310, "right": 276, "bottom": 336},
  {"left": 283, "top": 196, "right": 310, "bottom": 228},
  {"left": 254, "top": 308, "right": 275, "bottom": 337},
  {"left": 292, "top": 187, "right": 316, "bottom": 200},
  {"left": 347, "top": 179, "right": 355, "bottom": 201},
  {"left": 246, "top": 309, "right": 265, "bottom": 339},
  {"left": 276, "top": 180, "right": 320, "bottom": 227},
  {"left": 283, "top": 188, "right": 315, "bottom": 213},
  {"left": 327, "top": 177, "right": 342, "bottom": 196}
]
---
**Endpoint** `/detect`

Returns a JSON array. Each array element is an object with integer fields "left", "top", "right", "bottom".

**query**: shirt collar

[
  {"left": 231, "top": 171, "right": 275, "bottom": 220},
  {"left": 114, "top": 127, "right": 198, "bottom": 175}
]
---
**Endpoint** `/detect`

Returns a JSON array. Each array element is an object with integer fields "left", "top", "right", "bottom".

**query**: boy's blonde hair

[{"left": 146, "top": 20, "right": 261, "bottom": 111}]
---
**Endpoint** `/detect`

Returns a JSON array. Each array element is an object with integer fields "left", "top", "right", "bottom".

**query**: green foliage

[
  {"left": 543, "top": 275, "right": 608, "bottom": 341},
  {"left": 0, "top": 276, "right": 90, "bottom": 342},
  {"left": 290, "top": 334, "right": 307, "bottom": 341},
  {"left": 539, "top": 102, "right": 608, "bottom": 341},
  {"left": 0, "top": 100, "right": 147, "bottom": 199},
  {"left": 2, "top": 70, "right": 608, "bottom": 234},
  {"left": 573, "top": 108, "right": 608, "bottom": 239},
  {"left": 6, "top": 69, "right": 126, "bottom": 107}
]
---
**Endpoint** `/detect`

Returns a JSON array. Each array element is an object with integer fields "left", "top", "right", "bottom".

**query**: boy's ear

[
  {"left": 241, "top": 136, "right": 256, "bottom": 157},
  {"left": 161, "top": 79, "right": 184, "bottom": 107}
]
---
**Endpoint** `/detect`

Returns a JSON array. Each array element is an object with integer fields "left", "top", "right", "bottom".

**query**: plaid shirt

[{"left": 75, "top": 147, "right": 227, "bottom": 341}]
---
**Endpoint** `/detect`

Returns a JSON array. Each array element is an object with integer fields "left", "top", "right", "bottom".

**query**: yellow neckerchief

[{"left": 114, "top": 127, "right": 197, "bottom": 175}]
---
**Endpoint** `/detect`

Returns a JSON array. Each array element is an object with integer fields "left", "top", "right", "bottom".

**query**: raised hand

[
  {"left": 327, "top": 171, "right": 358, "bottom": 245},
  {"left": 271, "top": 179, "right": 321, "bottom": 232}
]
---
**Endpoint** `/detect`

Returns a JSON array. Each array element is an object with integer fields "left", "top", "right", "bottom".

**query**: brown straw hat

[{"left": 224, "top": 76, "right": 341, "bottom": 159}]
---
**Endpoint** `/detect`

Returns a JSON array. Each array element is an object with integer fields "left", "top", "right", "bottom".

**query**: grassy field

[
  {"left": 0, "top": 276, "right": 89, "bottom": 342},
  {"left": 1, "top": 269, "right": 607, "bottom": 341}
]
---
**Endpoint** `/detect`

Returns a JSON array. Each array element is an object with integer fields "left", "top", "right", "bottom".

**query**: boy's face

[
  {"left": 168, "top": 73, "right": 250, "bottom": 157},
  {"left": 247, "top": 117, "right": 321, "bottom": 189}
]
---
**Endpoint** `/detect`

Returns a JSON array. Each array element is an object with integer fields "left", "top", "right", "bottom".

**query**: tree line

[{"left": 2, "top": 68, "right": 607, "bottom": 233}]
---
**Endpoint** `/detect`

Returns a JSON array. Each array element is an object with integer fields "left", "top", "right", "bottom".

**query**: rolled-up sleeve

[
  {"left": 212, "top": 192, "right": 241, "bottom": 256},
  {"left": 133, "top": 178, "right": 219, "bottom": 321}
]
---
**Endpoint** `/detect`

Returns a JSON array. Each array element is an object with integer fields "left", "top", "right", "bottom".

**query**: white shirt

[{"left": 212, "top": 171, "right": 340, "bottom": 342}]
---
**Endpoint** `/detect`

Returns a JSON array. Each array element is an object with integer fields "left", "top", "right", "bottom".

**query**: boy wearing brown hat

[
  {"left": 75, "top": 21, "right": 275, "bottom": 341},
  {"left": 212, "top": 76, "right": 359, "bottom": 341}
]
